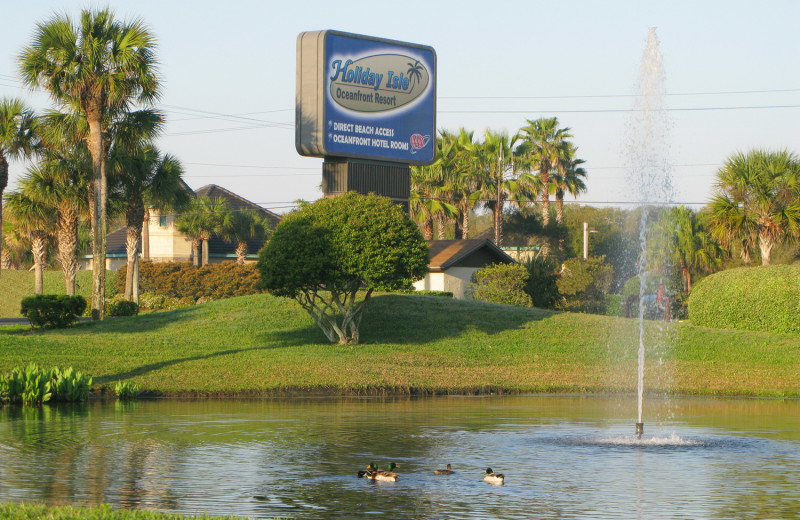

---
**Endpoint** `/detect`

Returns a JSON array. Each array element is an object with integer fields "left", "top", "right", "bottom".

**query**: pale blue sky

[{"left": 2, "top": 0, "right": 798, "bottom": 213}]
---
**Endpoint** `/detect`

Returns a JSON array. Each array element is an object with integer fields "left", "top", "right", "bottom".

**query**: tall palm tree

[
  {"left": 4, "top": 188, "right": 56, "bottom": 294},
  {"left": 410, "top": 162, "right": 457, "bottom": 241},
  {"left": 518, "top": 117, "right": 573, "bottom": 226},
  {"left": 0, "top": 98, "right": 38, "bottom": 278},
  {"left": 552, "top": 143, "right": 587, "bottom": 224},
  {"left": 113, "top": 143, "right": 189, "bottom": 300},
  {"left": 707, "top": 149, "right": 800, "bottom": 265},
  {"left": 471, "top": 130, "right": 537, "bottom": 246},
  {"left": 20, "top": 7, "right": 160, "bottom": 319},
  {"left": 439, "top": 128, "right": 482, "bottom": 239},
  {"left": 17, "top": 154, "right": 88, "bottom": 295},
  {"left": 220, "top": 210, "right": 271, "bottom": 264},
  {"left": 176, "top": 196, "right": 228, "bottom": 267}
]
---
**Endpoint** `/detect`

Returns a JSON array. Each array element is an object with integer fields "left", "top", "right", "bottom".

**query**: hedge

[
  {"left": 688, "top": 264, "right": 800, "bottom": 334},
  {"left": 116, "top": 261, "right": 263, "bottom": 301}
]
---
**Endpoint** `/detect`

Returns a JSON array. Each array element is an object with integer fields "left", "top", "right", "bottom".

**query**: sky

[{"left": 1, "top": 0, "right": 798, "bottom": 215}]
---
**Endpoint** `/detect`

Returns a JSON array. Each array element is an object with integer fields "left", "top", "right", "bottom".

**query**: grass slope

[
  {"left": 0, "top": 503, "right": 264, "bottom": 520},
  {"left": 0, "top": 293, "right": 797, "bottom": 397},
  {"left": 0, "top": 270, "right": 117, "bottom": 318}
]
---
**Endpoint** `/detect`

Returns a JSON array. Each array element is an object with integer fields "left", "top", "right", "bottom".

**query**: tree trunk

[
  {"left": 201, "top": 237, "right": 209, "bottom": 266},
  {"left": 86, "top": 107, "right": 105, "bottom": 320},
  {"left": 56, "top": 204, "right": 79, "bottom": 296},
  {"left": 541, "top": 169, "right": 551, "bottom": 226},
  {"left": 423, "top": 215, "right": 433, "bottom": 241},
  {"left": 31, "top": 232, "right": 47, "bottom": 295},
  {"left": 0, "top": 155, "right": 7, "bottom": 280},
  {"left": 191, "top": 238, "right": 200, "bottom": 267},
  {"left": 132, "top": 257, "right": 139, "bottom": 305},
  {"left": 125, "top": 198, "right": 145, "bottom": 301},
  {"left": 1, "top": 249, "right": 10, "bottom": 270},
  {"left": 236, "top": 241, "right": 247, "bottom": 264},
  {"left": 759, "top": 233, "right": 773, "bottom": 266},
  {"left": 436, "top": 215, "right": 446, "bottom": 240},
  {"left": 555, "top": 190, "right": 565, "bottom": 224},
  {"left": 461, "top": 207, "right": 470, "bottom": 239},
  {"left": 142, "top": 208, "right": 150, "bottom": 261}
]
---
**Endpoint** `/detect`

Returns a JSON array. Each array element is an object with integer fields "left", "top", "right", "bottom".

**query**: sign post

[{"left": 296, "top": 30, "right": 436, "bottom": 209}]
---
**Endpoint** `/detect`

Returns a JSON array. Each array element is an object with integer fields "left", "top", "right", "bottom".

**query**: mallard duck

[
  {"left": 483, "top": 468, "right": 504, "bottom": 484},
  {"left": 433, "top": 464, "right": 453, "bottom": 475},
  {"left": 370, "top": 462, "right": 399, "bottom": 482},
  {"left": 357, "top": 463, "right": 378, "bottom": 478}
]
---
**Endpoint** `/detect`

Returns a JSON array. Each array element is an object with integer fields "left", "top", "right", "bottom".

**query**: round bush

[
  {"left": 469, "top": 263, "right": 532, "bottom": 307},
  {"left": 688, "top": 264, "right": 800, "bottom": 334},
  {"left": 107, "top": 300, "right": 140, "bottom": 317}
]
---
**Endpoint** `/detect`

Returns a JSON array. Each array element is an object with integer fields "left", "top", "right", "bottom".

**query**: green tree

[
  {"left": 707, "top": 149, "right": 800, "bottom": 265},
  {"left": 258, "top": 192, "right": 428, "bottom": 344},
  {"left": 175, "top": 195, "right": 228, "bottom": 267},
  {"left": 552, "top": 142, "right": 587, "bottom": 225},
  {"left": 0, "top": 98, "right": 38, "bottom": 279},
  {"left": 4, "top": 188, "right": 56, "bottom": 294},
  {"left": 518, "top": 117, "right": 573, "bottom": 226},
  {"left": 220, "top": 209, "right": 271, "bottom": 264},
  {"left": 20, "top": 7, "right": 160, "bottom": 319},
  {"left": 469, "top": 262, "right": 532, "bottom": 307},
  {"left": 113, "top": 144, "right": 189, "bottom": 300}
]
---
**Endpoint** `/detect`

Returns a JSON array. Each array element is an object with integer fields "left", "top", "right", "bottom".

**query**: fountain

[{"left": 625, "top": 28, "right": 676, "bottom": 437}]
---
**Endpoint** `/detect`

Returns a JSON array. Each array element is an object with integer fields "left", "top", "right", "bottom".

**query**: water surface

[{"left": 1, "top": 395, "right": 798, "bottom": 519}]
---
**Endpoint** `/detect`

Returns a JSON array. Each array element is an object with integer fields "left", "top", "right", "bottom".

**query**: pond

[{"left": 1, "top": 395, "right": 798, "bottom": 519}]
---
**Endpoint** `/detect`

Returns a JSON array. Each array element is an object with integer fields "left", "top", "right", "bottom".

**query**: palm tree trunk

[
  {"left": 1, "top": 249, "right": 10, "bottom": 270},
  {"left": 436, "top": 215, "right": 446, "bottom": 240},
  {"left": 201, "top": 237, "right": 209, "bottom": 266},
  {"left": 87, "top": 109, "right": 104, "bottom": 320},
  {"left": 758, "top": 233, "right": 773, "bottom": 265},
  {"left": 236, "top": 241, "right": 247, "bottom": 264},
  {"left": 0, "top": 155, "right": 7, "bottom": 280},
  {"left": 125, "top": 198, "right": 145, "bottom": 300},
  {"left": 56, "top": 205, "right": 79, "bottom": 296},
  {"left": 555, "top": 190, "right": 565, "bottom": 224},
  {"left": 142, "top": 208, "right": 150, "bottom": 261},
  {"left": 31, "top": 232, "right": 47, "bottom": 295},
  {"left": 423, "top": 215, "right": 433, "bottom": 241},
  {"left": 191, "top": 238, "right": 200, "bottom": 266},
  {"left": 541, "top": 169, "right": 551, "bottom": 226}
]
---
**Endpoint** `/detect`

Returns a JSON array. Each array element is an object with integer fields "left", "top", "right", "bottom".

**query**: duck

[
  {"left": 357, "top": 463, "right": 378, "bottom": 478},
  {"left": 370, "top": 462, "right": 399, "bottom": 482},
  {"left": 483, "top": 468, "right": 504, "bottom": 484},
  {"left": 433, "top": 463, "right": 453, "bottom": 475}
]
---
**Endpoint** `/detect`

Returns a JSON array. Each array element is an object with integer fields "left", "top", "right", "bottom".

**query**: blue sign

[{"left": 297, "top": 31, "right": 436, "bottom": 165}]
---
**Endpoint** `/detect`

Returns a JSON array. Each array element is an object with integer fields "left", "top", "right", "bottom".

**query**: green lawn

[
  {"left": 0, "top": 502, "right": 268, "bottom": 520},
  {"left": 1, "top": 292, "right": 797, "bottom": 397},
  {"left": 0, "top": 269, "right": 117, "bottom": 318}
]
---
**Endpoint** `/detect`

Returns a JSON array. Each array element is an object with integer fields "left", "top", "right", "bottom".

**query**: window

[{"left": 159, "top": 215, "right": 168, "bottom": 228}]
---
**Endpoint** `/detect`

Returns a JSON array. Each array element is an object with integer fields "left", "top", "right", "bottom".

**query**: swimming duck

[
  {"left": 433, "top": 464, "right": 453, "bottom": 475},
  {"left": 483, "top": 468, "right": 504, "bottom": 484},
  {"left": 357, "top": 463, "right": 378, "bottom": 478},
  {"left": 370, "top": 462, "right": 399, "bottom": 482}
]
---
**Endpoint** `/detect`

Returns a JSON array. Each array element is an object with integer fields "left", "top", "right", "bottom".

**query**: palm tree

[
  {"left": 0, "top": 98, "right": 38, "bottom": 278},
  {"left": 471, "top": 130, "right": 537, "bottom": 246},
  {"left": 518, "top": 117, "right": 573, "bottom": 226},
  {"left": 176, "top": 196, "right": 228, "bottom": 267},
  {"left": 220, "top": 210, "right": 271, "bottom": 264},
  {"left": 17, "top": 155, "right": 88, "bottom": 295},
  {"left": 113, "top": 144, "right": 189, "bottom": 300},
  {"left": 552, "top": 143, "right": 587, "bottom": 225},
  {"left": 20, "top": 7, "right": 160, "bottom": 319},
  {"left": 439, "top": 128, "right": 482, "bottom": 239},
  {"left": 410, "top": 162, "right": 457, "bottom": 240},
  {"left": 707, "top": 149, "right": 800, "bottom": 265},
  {"left": 4, "top": 188, "right": 56, "bottom": 294}
]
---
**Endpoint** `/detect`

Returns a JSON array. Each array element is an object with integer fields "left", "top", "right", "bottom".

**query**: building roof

[{"left": 427, "top": 239, "right": 515, "bottom": 273}]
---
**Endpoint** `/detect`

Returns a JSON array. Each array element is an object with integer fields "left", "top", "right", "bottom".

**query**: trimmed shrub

[
  {"left": 412, "top": 290, "right": 453, "bottom": 298},
  {"left": 469, "top": 263, "right": 532, "bottom": 307},
  {"left": 20, "top": 295, "right": 87, "bottom": 328},
  {"left": 688, "top": 264, "right": 800, "bottom": 334},
  {"left": 522, "top": 254, "right": 560, "bottom": 309},
  {"left": 556, "top": 257, "right": 614, "bottom": 314},
  {"left": 116, "top": 261, "right": 263, "bottom": 301},
  {"left": 107, "top": 300, "right": 140, "bottom": 317}
]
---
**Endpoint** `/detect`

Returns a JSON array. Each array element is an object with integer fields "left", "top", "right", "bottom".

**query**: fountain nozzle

[{"left": 635, "top": 422, "right": 644, "bottom": 437}]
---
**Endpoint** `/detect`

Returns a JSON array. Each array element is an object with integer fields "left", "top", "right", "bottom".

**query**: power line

[
  {"left": 440, "top": 105, "right": 800, "bottom": 114},
  {"left": 440, "top": 88, "right": 800, "bottom": 100}
]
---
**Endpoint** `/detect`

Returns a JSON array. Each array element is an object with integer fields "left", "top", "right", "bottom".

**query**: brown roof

[
  {"left": 427, "top": 239, "right": 515, "bottom": 272},
  {"left": 194, "top": 184, "right": 281, "bottom": 228}
]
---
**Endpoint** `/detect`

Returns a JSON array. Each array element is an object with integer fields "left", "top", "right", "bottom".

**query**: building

[{"left": 413, "top": 239, "right": 516, "bottom": 299}]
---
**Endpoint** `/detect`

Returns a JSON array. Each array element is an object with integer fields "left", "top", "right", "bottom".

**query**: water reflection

[{"left": 0, "top": 396, "right": 798, "bottom": 519}]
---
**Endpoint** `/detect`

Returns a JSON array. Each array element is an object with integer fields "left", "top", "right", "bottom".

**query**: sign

[{"left": 296, "top": 30, "right": 436, "bottom": 165}]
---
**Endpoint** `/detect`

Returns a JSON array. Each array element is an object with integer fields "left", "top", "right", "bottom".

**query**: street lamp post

[{"left": 583, "top": 222, "right": 597, "bottom": 259}]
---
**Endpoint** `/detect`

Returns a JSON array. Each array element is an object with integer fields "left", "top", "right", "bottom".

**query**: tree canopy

[{"left": 258, "top": 192, "right": 429, "bottom": 344}]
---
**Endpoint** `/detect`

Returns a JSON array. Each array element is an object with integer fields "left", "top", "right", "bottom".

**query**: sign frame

[{"left": 296, "top": 30, "right": 437, "bottom": 165}]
